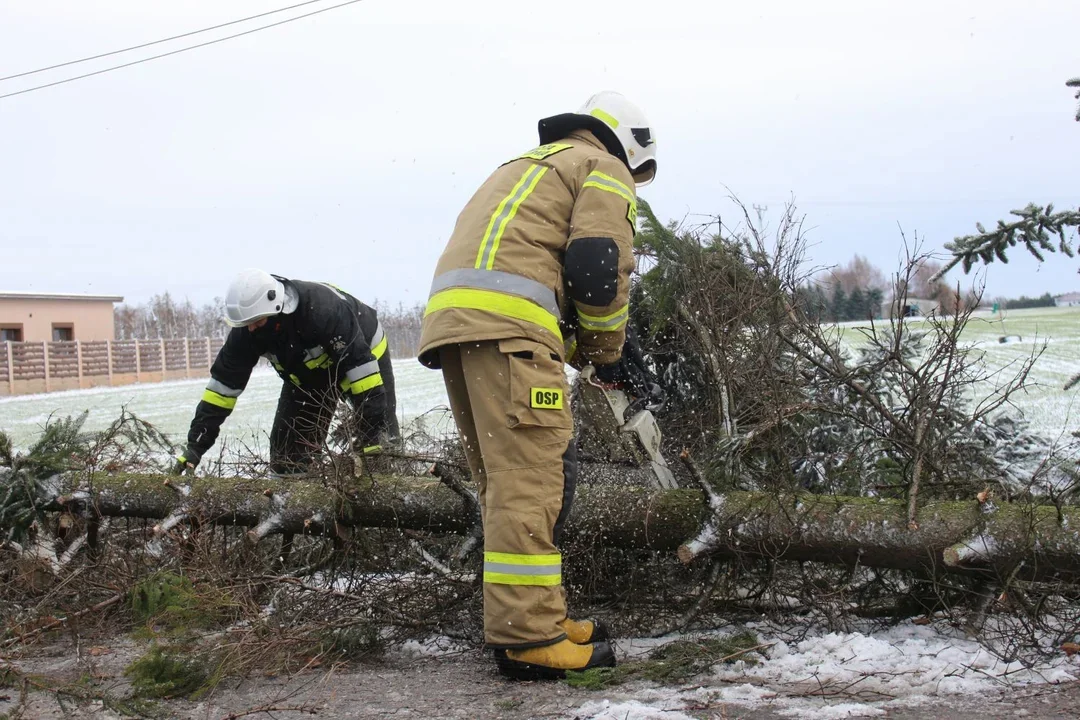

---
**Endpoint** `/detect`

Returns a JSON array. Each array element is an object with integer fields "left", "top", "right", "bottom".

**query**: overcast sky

[{"left": 1, "top": 0, "right": 1077, "bottom": 307}]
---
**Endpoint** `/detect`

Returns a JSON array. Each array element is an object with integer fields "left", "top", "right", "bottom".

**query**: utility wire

[
  {"left": 0, "top": 0, "right": 364, "bottom": 101},
  {"left": 0, "top": 0, "right": 329, "bottom": 83}
]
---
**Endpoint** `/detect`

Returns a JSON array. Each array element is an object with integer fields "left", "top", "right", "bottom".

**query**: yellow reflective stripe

[
  {"left": 304, "top": 353, "right": 332, "bottom": 370},
  {"left": 483, "top": 571, "right": 562, "bottom": 586},
  {"left": 485, "top": 551, "right": 561, "bottom": 565},
  {"left": 371, "top": 335, "right": 388, "bottom": 359},
  {"left": 201, "top": 389, "right": 237, "bottom": 410},
  {"left": 474, "top": 164, "right": 549, "bottom": 270},
  {"left": 342, "top": 373, "right": 384, "bottom": 394},
  {"left": 362, "top": 445, "right": 382, "bottom": 455},
  {"left": 484, "top": 551, "right": 562, "bottom": 585},
  {"left": 578, "top": 305, "right": 629, "bottom": 332},
  {"left": 590, "top": 107, "right": 619, "bottom": 129},
  {"left": 425, "top": 288, "right": 562, "bottom": 339},
  {"left": 583, "top": 170, "right": 634, "bottom": 205}
]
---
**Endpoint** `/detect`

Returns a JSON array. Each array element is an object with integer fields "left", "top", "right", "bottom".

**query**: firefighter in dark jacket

[{"left": 172, "top": 269, "right": 398, "bottom": 476}]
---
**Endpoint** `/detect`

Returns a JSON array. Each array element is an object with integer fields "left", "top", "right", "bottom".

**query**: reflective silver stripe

[
  {"left": 484, "top": 561, "right": 562, "bottom": 575},
  {"left": 583, "top": 171, "right": 635, "bottom": 204},
  {"left": 206, "top": 378, "right": 242, "bottom": 397},
  {"left": 345, "top": 360, "right": 380, "bottom": 382},
  {"left": 303, "top": 346, "right": 325, "bottom": 362},
  {"left": 371, "top": 323, "right": 385, "bottom": 348},
  {"left": 430, "top": 268, "right": 560, "bottom": 319},
  {"left": 477, "top": 163, "right": 548, "bottom": 270}
]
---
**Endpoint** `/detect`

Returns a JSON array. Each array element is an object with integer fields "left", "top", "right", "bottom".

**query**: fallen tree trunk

[{"left": 44, "top": 471, "right": 1080, "bottom": 581}]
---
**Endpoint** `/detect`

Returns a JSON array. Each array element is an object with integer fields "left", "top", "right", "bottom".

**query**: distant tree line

[
  {"left": 114, "top": 294, "right": 425, "bottom": 359},
  {"left": 114, "top": 294, "right": 227, "bottom": 341},
  {"left": 795, "top": 254, "right": 983, "bottom": 322},
  {"left": 799, "top": 284, "right": 886, "bottom": 323},
  {"left": 989, "top": 293, "right": 1056, "bottom": 310}
]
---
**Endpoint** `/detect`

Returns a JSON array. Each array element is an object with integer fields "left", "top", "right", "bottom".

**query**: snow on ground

[
  {"left": 565, "top": 621, "right": 1080, "bottom": 719},
  {"left": 0, "top": 357, "right": 450, "bottom": 454},
  {"left": 836, "top": 306, "right": 1080, "bottom": 441}
]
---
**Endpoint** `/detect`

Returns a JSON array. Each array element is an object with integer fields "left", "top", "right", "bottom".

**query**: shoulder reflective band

[
  {"left": 483, "top": 551, "right": 562, "bottom": 587},
  {"left": 517, "top": 142, "right": 573, "bottom": 161},
  {"left": 429, "top": 268, "right": 560, "bottom": 319},
  {"left": 202, "top": 378, "right": 242, "bottom": 409},
  {"left": 318, "top": 281, "right": 348, "bottom": 301},
  {"left": 530, "top": 387, "right": 563, "bottom": 410},
  {"left": 340, "top": 360, "right": 383, "bottom": 395},
  {"left": 475, "top": 164, "right": 549, "bottom": 271},
  {"left": 577, "top": 305, "right": 629, "bottom": 332},
  {"left": 425, "top": 288, "right": 562, "bottom": 339},
  {"left": 583, "top": 170, "right": 635, "bottom": 206},
  {"left": 370, "top": 323, "right": 388, "bottom": 359}
]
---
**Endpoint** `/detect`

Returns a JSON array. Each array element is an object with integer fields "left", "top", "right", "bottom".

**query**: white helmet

[
  {"left": 538, "top": 90, "right": 657, "bottom": 186},
  {"left": 223, "top": 269, "right": 286, "bottom": 328}
]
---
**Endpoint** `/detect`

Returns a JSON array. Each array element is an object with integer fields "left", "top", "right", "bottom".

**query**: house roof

[
  {"left": 0, "top": 291, "right": 124, "bottom": 303},
  {"left": 1055, "top": 292, "right": 1080, "bottom": 302}
]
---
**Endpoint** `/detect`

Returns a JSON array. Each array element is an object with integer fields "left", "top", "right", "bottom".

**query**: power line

[
  {"left": 0, "top": 0, "right": 330, "bottom": 83},
  {"left": 0, "top": 0, "right": 364, "bottom": 101}
]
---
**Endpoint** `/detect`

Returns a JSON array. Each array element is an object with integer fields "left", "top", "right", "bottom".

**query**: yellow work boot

[
  {"left": 558, "top": 617, "right": 610, "bottom": 644},
  {"left": 494, "top": 639, "right": 616, "bottom": 680}
]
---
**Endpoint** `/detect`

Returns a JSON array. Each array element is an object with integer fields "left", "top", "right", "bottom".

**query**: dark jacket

[{"left": 185, "top": 278, "right": 389, "bottom": 457}]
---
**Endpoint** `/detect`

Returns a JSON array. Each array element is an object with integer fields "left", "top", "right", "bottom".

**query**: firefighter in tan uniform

[{"left": 418, "top": 91, "right": 658, "bottom": 679}]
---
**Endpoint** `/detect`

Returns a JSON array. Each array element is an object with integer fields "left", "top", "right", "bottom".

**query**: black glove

[
  {"left": 170, "top": 446, "right": 202, "bottom": 475},
  {"left": 593, "top": 359, "right": 630, "bottom": 386}
]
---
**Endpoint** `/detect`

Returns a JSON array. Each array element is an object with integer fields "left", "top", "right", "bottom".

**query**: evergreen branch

[
  {"left": 932, "top": 204, "right": 1080, "bottom": 281},
  {"left": 1069, "top": 77, "right": 1080, "bottom": 122}
]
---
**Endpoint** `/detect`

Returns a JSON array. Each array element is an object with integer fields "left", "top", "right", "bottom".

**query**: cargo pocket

[{"left": 498, "top": 338, "right": 572, "bottom": 439}]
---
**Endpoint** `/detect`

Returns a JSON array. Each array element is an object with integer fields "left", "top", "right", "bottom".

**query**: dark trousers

[{"left": 269, "top": 354, "right": 399, "bottom": 475}]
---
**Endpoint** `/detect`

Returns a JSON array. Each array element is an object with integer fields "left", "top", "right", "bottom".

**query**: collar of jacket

[{"left": 566, "top": 129, "right": 609, "bottom": 153}]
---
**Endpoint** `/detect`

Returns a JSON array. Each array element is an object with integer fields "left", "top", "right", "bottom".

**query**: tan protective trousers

[{"left": 438, "top": 339, "right": 577, "bottom": 648}]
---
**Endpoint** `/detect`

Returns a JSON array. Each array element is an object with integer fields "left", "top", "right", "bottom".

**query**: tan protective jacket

[{"left": 418, "top": 130, "right": 637, "bottom": 368}]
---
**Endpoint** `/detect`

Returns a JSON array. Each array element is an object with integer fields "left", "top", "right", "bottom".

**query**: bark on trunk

[{"left": 46, "top": 472, "right": 1080, "bottom": 581}]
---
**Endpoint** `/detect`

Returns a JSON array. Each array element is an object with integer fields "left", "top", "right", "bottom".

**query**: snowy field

[
  {"left": 2, "top": 306, "right": 1080, "bottom": 454},
  {"left": 0, "top": 357, "right": 449, "bottom": 454},
  {"left": 835, "top": 305, "right": 1080, "bottom": 441},
  {"left": 397, "top": 620, "right": 1080, "bottom": 719}
]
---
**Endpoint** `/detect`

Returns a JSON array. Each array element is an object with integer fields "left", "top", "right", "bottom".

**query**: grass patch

[
  {"left": 123, "top": 642, "right": 215, "bottom": 700},
  {"left": 129, "top": 571, "right": 236, "bottom": 638},
  {"left": 567, "top": 630, "right": 763, "bottom": 690}
]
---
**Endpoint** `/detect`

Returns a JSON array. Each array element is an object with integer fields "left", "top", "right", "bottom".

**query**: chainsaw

[{"left": 572, "top": 328, "right": 678, "bottom": 490}]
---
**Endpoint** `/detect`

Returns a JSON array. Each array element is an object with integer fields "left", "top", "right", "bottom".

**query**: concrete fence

[{"left": 0, "top": 338, "right": 225, "bottom": 397}]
